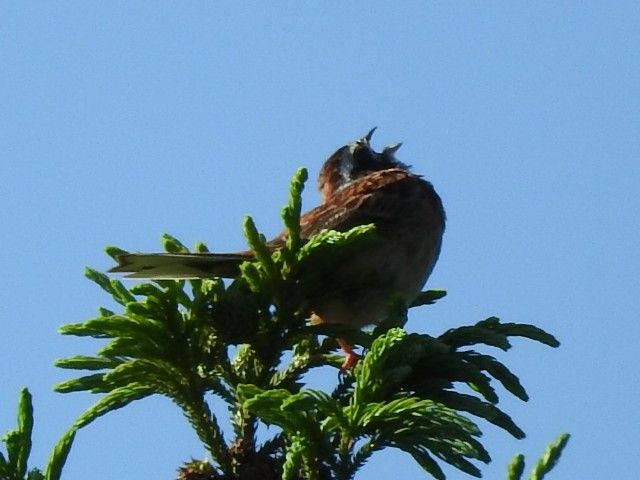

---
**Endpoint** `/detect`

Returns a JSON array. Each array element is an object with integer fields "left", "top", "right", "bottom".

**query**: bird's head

[{"left": 318, "top": 127, "right": 409, "bottom": 201}]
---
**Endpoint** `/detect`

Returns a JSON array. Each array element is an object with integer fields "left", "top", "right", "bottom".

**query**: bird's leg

[{"left": 337, "top": 337, "right": 360, "bottom": 371}]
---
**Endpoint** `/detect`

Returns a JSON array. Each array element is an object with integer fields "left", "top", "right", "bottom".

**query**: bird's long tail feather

[{"left": 109, "top": 252, "right": 252, "bottom": 279}]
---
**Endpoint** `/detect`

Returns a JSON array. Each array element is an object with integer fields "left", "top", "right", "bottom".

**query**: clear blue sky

[{"left": 1, "top": 2, "right": 638, "bottom": 479}]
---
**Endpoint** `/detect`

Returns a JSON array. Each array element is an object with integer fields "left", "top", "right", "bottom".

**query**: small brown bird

[{"left": 110, "top": 129, "right": 446, "bottom": 369}]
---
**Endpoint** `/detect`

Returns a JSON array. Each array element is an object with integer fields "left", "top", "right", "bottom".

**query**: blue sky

[{"left": 1, "top": 2, "right": 638, "bottom": 479}]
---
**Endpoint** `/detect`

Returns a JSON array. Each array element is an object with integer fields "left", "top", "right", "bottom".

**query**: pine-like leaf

[
  {"left": 352, "top": 328, "right": 407, "bottom": 405},
  {"left": 430, "top": 391, "right": 525, "bottom": 439},
  {"left": 281, "top": 167, "right": 308, "bottom": 266},
  {"left": 104, "top": 245, "right": 128, "bottom": 260},
  {"left": 127, "top": 281, "right": 162, "bottom": 297},
  {"left": 26, "top": 468, "right": 44, "bottom": 480},
  {"left": 528, "top": 433, "right": 570, "bottom": 479},
  {"left": 404, "top": 446, "right": 445, "bottom": 480},
  {"left": 16, "top": 388, "right": 34, "bottom": 479},
  {"left": 84, "top": 267, "right": 131, "bottom": 305},
  {"left": 439, "top": 324, "right": 512, "bottom": 350},
  {"left": 54, "top": 374, "right": 108, "bottom": 394},
  {"left": 104, "top": 359, "right": 191, "bottom": 399},
  {"left": 491, "top": 322, "right": 560, "bottom": 348},
  {"left": 54, "top": 356, "right": 122, "bottom": 371},
  {"left": 176, "top": 459, "right": 216, "bottom": 480},
  {"left": 43, "top": 429, "right": 76, "bottom": 480},
  {"left": 282, "top": 436, "right": 305, "bottom": 480},
  {"left": 243, "top": 216, "right": 277, "bottom": 281},
  {"left": 162, "top": 233, "right": 189, "bottom": 253},
  {"left": 73, "top": 385, "right": 154, "bottom": 429},
  {"left": 465, "top": 353, "right": 529, "bottom": 401},
  {"left": 507, "top": 453, "right": 525, "bottom": 480}
]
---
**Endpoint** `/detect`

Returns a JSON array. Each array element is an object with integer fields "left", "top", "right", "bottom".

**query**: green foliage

[
  {"left": 1, "top": 388, "right": 38, "bottom": 480},
  {"left": 43, "top": 167, "right": 566, "bottom": 479},
  {"left": 507, "top": 433, "right": 570, "bottom": 480},
  {"left": 0, "top": 388, "right": 75, "bottom": 480}
]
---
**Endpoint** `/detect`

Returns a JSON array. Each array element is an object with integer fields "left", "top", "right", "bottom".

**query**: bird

[{"left": 109, "top": 129, "right": 446, "bottom": 369}]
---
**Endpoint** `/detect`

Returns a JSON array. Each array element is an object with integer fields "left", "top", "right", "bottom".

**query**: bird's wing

[
  {"left": 109, "top": 169, "right": 442, "bottom": 280},
  {"left": 298, "top": 169, "right": 441, "bottom": 238},
  {"left": 109, "top": 252, "right": 252, "bottom": 279}
]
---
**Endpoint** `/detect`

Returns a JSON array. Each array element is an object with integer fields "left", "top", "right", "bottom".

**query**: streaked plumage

[{"left": 110, "top": 129, "right": 446, "bottom": 368}]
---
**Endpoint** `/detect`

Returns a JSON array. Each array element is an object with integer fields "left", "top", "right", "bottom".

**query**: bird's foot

[
  {"left": 340, "top": 351, "right": 361, "bottom": 371},
  {"left": 337, "top": 337, "right": 360, "bottom": 371}
]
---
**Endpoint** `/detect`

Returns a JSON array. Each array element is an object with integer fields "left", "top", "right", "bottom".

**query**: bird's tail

[{"left": 109, "top": 252, "right": 252, "bottom": 279}]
